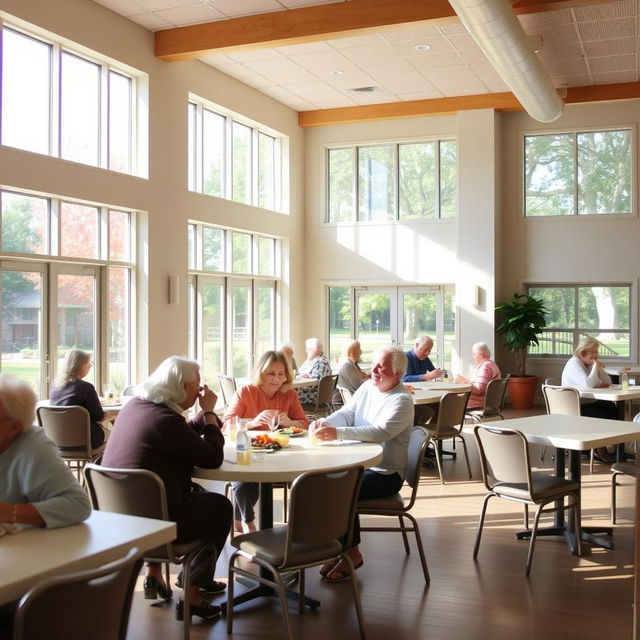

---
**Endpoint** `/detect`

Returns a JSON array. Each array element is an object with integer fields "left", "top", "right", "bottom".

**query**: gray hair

[
  {"left": 305, "top": 337, "right": 322, "bottom": 351},
  {"left": 0, "top": 374, "right": 37, "bottom": 432},
  {"left": 472, "top": 342, "right": 491, "bottom": 358},
  {"left": 416, "top": 335, "right": 434, "bottom": 348},
  {"left": 139, "top": 356, "right": 200, "bottom": 405},
  {"left": 56, "top": 349, "right": 90, "bottom": 387},
  {"left": 374, "top": 346, "right": 408, "bottom": 377}
]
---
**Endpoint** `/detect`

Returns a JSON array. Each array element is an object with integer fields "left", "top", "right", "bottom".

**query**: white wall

[{"left": 0, "top": 0, "right": 306, "bottom": 378}]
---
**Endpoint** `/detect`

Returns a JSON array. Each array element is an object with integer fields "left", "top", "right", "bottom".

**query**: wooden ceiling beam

[
  {"left": 298, "top": 82, "right": 640, "bottom": 127},
  {"left": 155, "top": 0, "right": 601, "bottom": 62}
]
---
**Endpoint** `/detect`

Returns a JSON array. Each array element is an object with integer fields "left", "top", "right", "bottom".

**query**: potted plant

[{"left": 495, "top": 293, "right": 548, "bottom": 409}]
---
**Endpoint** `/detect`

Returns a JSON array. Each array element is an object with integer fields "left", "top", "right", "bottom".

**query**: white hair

[
  {"left": 374, "top": 346, "right": 407, "bottom": 377},
  {"left": 139, "top": 356, "right": 200, "bottom": 405},
  {"left": 0, "top": 374, "right": 37, "bottom": 432},
  {"left": 415, "top": 335, "right": 434, "bottom": 347},
  {"left": 55, "top": 349, "right": 90, "bottom": 387},
  {"left": 305, "top": 337, "right": 322, "bottom": 351},
  {"left": 472, "top": 342, "right": 491, "bottom": 358}
]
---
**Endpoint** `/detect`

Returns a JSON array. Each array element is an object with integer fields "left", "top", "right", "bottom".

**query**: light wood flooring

[{"left": 126, "top": 406, "right": 636, "bottom": 640}]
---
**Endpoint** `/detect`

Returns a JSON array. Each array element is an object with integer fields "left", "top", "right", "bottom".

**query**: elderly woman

[
  {"left": 456, "top": 342, "right": 501, "bottom": 410},
  {"left": 0, "top": 373, "right": 91, "bottom": 529},
  {"left": 225, "top": 350, "right": 308, "bottom": 533},
  {"left": 334, "top": 340, "right": 370, "bottom": 404},
  {"left": 102, "top": 356, "right": 232, "bottom": 623},
  {"left": 49, "top": 349, "right": 106, "bottom": 449},
  {"left": 296, "top": 337, "right": 332, "bottom": 405}
]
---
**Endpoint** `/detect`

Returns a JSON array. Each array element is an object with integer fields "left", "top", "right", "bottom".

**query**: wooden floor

[{"left": 126, "top": 406, "right": 636, "bottom": 640}]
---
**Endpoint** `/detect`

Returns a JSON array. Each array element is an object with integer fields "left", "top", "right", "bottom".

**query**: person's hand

[
  {"left": 198, "top": 385, "right": 217, "bottom": 413},
  {"left": 314, "top": 425, "right": 337, "bottom": 441},
  {"left": 423, "top": 369, "right": 442, "bottom": 381},
  {"left": 595, "top": 382, "right": 611, "bottom": 388},
  {"left": 594, "top": 359, "right": 605, "bottom": 369},
  {"left": 252, "top": 410, "right": 277, "bottom": 428},
  {"left": 300, "top": 373, "right": 310, "bottom": 378},
  {"left": 456, "top": 375, "right": 469, "bottom": 383}
]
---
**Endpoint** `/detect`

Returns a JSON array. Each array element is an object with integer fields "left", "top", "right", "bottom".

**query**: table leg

[{"left": 222, "top": 482, "right": 320, "bottom": 614}]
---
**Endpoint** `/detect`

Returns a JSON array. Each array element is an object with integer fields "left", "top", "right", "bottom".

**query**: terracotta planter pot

[{"left": 507, "top": 375, "right": 539, "bottom": 410}]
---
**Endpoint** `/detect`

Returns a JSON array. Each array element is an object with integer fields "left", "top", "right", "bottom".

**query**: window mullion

[
  {"left": 101, "top": 65, "right": 109, "bottom": 169},
  {"left": 51, "top": 42, "right": 61, "bottom": 158}
]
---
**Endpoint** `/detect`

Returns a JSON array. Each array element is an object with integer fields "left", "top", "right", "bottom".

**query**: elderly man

[
  {"left": 404, "top": 335, "right": 442, "bottom": 383},
  {"left": 310, "top": 346, "right": 414, "bottom": 582}
]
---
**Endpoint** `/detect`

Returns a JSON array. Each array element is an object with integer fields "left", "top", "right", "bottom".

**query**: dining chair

[
  {"left": 336, "top": 385, "right": 354, "bottom": 406},
  {"left": 611, "top": 460, "right": 637, "bottom": 523},
  {"left": 357, "top": 427, "right": 431, "bottom": 584},
  {"left": 36, "top": 405, "right": 105, "bottom": 484},
  {"left": 544, "top": 376, "right": 561, "bottom": 386},
  {"left": 227, "top": 465, "right": 366, "bottom": 640},
  {"left": 217, "top": 374, "right": 238, "bottom": 409},
  {"left": 472, "top": 424, "right": 581, "bottom": 576},
  {"left": 465, "top": 376, "right": 510, "bottom": 424},
  {"left": 423, "top": 391, "right": 471, "bottom": 484},
  {"left": 301, "top": 373, "right": 338, "bottom": 419},
  {"left": 541, "top": 384, "right": 596, "bottom": 471},
  {"left": 122, "top": 385, "right": 137, "bottom": 396},
  {"left": 13, "top": 546, "right": 143, "bottom": 640},
  {"left": 84, "top": 464, "right": 212, "bottom": 640}
]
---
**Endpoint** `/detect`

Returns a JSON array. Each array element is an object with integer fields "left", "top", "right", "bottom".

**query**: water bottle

[
  {"left": 442, "top": 369, "right": 449, "bottom": 384},
  {"left": 236, "top": 422, "right": 252, "bottom": 465},
  {"left": 621, "top": 372, "right": 629, "bottom": 390}
]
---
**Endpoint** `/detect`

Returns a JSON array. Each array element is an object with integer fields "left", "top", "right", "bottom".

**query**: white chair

[{"left": 465, "top": 376, "right": 510, "bottom": 423}]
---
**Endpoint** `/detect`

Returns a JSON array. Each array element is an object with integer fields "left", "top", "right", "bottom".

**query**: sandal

[
  {"left": 322, "top": 559, "right": 363, "bottom": 583},
  {"left": 319, "top": 559, "right": 339, "bottom": 578}
]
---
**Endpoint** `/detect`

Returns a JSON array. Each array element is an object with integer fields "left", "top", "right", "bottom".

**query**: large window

[
  {"left": 528, "top": 284, "right": 631, "bottom": 359},
  {"left": 327, "top": 140, "right": 457, "bottom": 223},
  {"left": 1, "top": 24, "right": 145, "bottom": 176},
  {"left": 188, "top": 223, "right": 279, "bottom": 386},
  {"left": 524, "top": 129, "right": 632, "bottom": 217},
  {"left": 0, "top": 189, "right": 136, "bottom": 397},
  {"left": 188, "top": 97, "right": 285, "bottom": 212}
]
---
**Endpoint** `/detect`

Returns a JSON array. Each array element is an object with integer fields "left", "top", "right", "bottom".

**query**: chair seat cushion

[
  {"left": 493, "top": 473, "right": 579, "bottom": 502},
  {"left": 612, "top": 461, "right": 637, "bottom": 477},
  {"left": 232, "top": 527, "right": 342, "bottom": 568},
  {"left": 425, "top": 425, "right": 459, "bottom": 439},
  {"left": 358, "top": 493, "right": 404, "bottom": 512}
]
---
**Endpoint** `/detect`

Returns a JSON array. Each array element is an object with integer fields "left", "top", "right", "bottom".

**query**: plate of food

[
  {"left": 251, "top": 433, "right": 283, "bottom": 452},
  {"left": 275, "top": 426, "right": 305, "bottom": 437}
]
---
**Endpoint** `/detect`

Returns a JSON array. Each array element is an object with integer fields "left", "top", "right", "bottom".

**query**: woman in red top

[{"left": 225, "top": 350, "right": 308, "bottom": 533}]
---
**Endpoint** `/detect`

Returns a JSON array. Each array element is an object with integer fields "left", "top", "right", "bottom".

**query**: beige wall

[{"left": 0, "top": 0, "right": 306, "bottom": 379}]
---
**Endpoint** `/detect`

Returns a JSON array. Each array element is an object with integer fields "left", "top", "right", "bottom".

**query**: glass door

[
  {"left": 228, "top": 278, "right": 252, "bottom": 379},
  {"left": 254, "top": 280, "right": 276, "bottom": 359},
  {"left": 196, "top": 276, "right": 225, "bottom": 390},
  {"left": 355, "top": 288, "right": 396, "bottom": 364},
  {"left": 399, "top": 287, "right": 443, "bottom": 366}
]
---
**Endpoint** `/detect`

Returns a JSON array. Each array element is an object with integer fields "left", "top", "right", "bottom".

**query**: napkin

[{"left": 0, "top": 522, "right": 23, "bottom": 537}]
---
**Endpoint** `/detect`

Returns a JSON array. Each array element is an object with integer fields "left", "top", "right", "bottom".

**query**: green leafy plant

[{"left": 495, "top": 293, "right": 548, "bottom": 377}]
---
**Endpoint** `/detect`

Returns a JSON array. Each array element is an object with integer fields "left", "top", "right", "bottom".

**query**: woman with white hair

[
  {"left": 49, "top": 348, "right": 106, "bottom": 449},
  {"left": 456, "top": 342, "right": 501, "bottom": 409},
  {"left": 102, "top": 356, "right": 232, "bottom": 623},
  {"left": 296, "top": 337, "right": 331, "bottom": 405},
  {"left": 0, "top": 373, "right": 92, "bottom": 529}
]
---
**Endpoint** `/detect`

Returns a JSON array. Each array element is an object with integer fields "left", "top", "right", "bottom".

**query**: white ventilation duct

[{"left": 449, "top": 0, "right": 564, "bottom": 123}]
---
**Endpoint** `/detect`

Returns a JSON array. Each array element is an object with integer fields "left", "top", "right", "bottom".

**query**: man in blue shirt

[{"left": 404, "top": 336, "right": 442, "bottom": 383}]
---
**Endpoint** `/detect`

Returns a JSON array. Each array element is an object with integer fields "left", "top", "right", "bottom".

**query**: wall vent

[{"left": 348, "top": 86, "right": 383, "bottom": 94}]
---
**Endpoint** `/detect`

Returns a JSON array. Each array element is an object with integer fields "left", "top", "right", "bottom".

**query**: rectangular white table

[
  {"left": 578, "top": 385, "right": 640, "bottom": 421},
  {"left": 0, "top": 510, "right": 176, "bottom": 605},
  {"left": 484, "top": 414, "right": 640, "bottom": 554},
  {"left": 409, "top": 382, "right": 471, "bottom": 406}
]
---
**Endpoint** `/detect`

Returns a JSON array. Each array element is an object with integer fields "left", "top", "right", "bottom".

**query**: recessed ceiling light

[
  {"left": 330, "top": 70, "right": 345, "bottom": 77},
  {"left": 414, "top": 44, "right": 431, "bottom": 52}
]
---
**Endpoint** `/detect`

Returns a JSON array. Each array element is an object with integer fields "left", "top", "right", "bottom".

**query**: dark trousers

[
  {"left": 581, "top": 400, "right": 618, "bottom": 420},
  {"left": 176, "top": 490, "right": 232, "bottom": 587},
  {"left": 349, "top": 470, "right": 403, "bottom": 547}
]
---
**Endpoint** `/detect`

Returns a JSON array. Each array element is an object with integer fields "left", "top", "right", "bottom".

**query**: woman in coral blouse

[{"left": 224, "top": 350, "right": 308, "bottom": 533}]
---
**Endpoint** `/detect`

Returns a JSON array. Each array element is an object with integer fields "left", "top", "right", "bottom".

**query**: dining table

[
  {"left": 0, "top": 510, "right": 176, "bottom": 606},
  {"left": 577, "top": 384, "right": 640, "bottom": 420},
  {"left": 482, "top": 414, "right": 640, "bottom": 555},
  {"left": 409, "top": 381, "right": 472, "bottom": 406},
  {"left": 193, "top": 435, "right": 382, "bottom": 611}
]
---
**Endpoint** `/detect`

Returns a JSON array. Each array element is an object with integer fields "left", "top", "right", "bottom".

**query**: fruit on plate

[
  {"left": 271, "top": 432, "right": 290, "bottom": 447},
  {"left": 276, "top": 426, "right": 304, "bottom": 436},
  {"left": 251, "top": 433, "right": 282, "bottom": 451}
]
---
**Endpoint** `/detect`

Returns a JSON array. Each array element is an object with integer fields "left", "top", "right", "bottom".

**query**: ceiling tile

[
  {"left": 243, "top": 56, "right": 303, "bottom": 74},
  {"left": 213, "top": 0, "right": 283, "bottom": 18},
  {"left": 447, "top": 33, "right": 481, "bottom": 52},
  {"left": 129, "top": 12, "right": 174, "bottom": 30},
  {"left": 592, "top": 69, "right": 637, "bottom": 83},
  {"left": 327, "top": 33, "right": 387, "bottom": 49},
  {"left": 391, "top": 36, "right": 455, "bottom": 57},
  {"left": 235, "top": 73, "right": 279, "bottom": 89},
  {"left": 339, "top": 42, "right": 400, "bottom": 63},
  {"left": 552, "top": 73, "right": 591, "bottom": 87},
  {"left": 278, "top": 0, "right": 346, "bottom": 8},
  {"left": 578, "top": 18, "right": 636, "bottom": 41},
  {"left": 356, "top": 58, "right": 416, "bottom": 77},
  {"left": 420, "top": 64, "right": 476, "bottom": 80},
  {"left": 288, "top": 49, "right": 355, "bottom": 72},
  {"left": 589, "top": 54, "right": 636, "bottom": 73},
  {"left": 583, "top": 37, "right": 638, "bottom": 58},
  {"left": 381, "top": 24, "right": 442, "bottom": 42},
  {"left": 93, "top": 0, "right": 147, "bottom": 17},
  {"left": 325, "top": 71, "right": 380, "bottom": 89},
  {"left": 226, "top": 48, "right": 283, "bottom": 62},
  {"left": 274, "top": 41, "right": 336, "bottom": 56},
  {"left": 135, "top": 0, "right": 195, "bottom": 10},
  {"left": 396, "top": 89, "right": 445, "bottom": 101},
  {"left": 407, "top": 51, "right": 467, "bottom": 70},
  {"left": 155, "top": 4, "right": 225, "bottom": 25},
  {"left": 574, "top": 0, "right": 636, "bottom": 21},
  {"left": 432, "top": 77, "right": 488, "bottom": 96}
]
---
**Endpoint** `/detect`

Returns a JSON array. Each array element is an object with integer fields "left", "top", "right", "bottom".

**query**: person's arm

[
  {"left": 469, "top": 362, "right": 493, "bottom": 397},
  {"left": 0, "top": 502, "right": 45, "bottom": 527},
  {"left": 562, "top": 357, "right": 590, "bottom": 387},
  {"left": 403, "top": 352, "right": 424, "bottom": 383},
  {"left": 340, "top": 362, "right": 365, "bottom": 392}
]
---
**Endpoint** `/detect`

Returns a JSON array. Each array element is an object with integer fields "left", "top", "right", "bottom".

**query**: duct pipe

[{"left": 449, "top": 0, "right": 564, "bottom": 122}]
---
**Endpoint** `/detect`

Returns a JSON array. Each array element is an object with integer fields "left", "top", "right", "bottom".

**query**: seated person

[
  {"left": 49, "top": 349, "right": 107, "bottom": 449},
  {"left": 225, "top": 350, "right": 308, "bottom": 533},
  {"left": 102, "top": 356, "right": 232, "bottom": 622},
  {"left": 279, "top": 341, "right": 297, "bottom": 375},
  {"left": 296, "top": 337, "right": 332, "bottom": 406},
  {"left": 456, "top": 342, "right": 501, "bottom": 410},
  {"left": 334, "top": 340, "right": 370, "bottom": 404},
  {"left": 310, "top": 346, "right": 414, "bottom": 582},
  {"left": 403, "top": 335, "right": 442, "bottom": 383},
  {"left": 562, "top": 337, "right": 617, "bottom": 462},
  {"left": 0, "top": 373, "right": 91, "bottom": 640}
]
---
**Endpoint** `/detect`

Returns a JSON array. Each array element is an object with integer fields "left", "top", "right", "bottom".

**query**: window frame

[
  {"left": 325, "top": 138, "right": 457, "bottom": 223},
  {"left": 522, "top": 126, "right": 635, "bottom": 218}
]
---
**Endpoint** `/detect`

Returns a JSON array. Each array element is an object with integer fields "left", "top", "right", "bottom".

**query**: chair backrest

[
  {"left": 13, "top": 546, "right": 143, "bottom": 640},
  {"left": 434, "top": 391, "right": 471, "bottom": 437},
  {"left": 544, "top": 376, "right": 561, "bottom": 386},
  {"left": 218, "top": 375, "right": 237, "bottom": 405},
  {"left": 473, "top": 425, "right": 532, "bottom": 495},
  {"left": 316, "top": 374, "right": 339, "bottom": 405},
  {"left": 403, "top": 427, "right": 431, "bottom": 509},
  {"left": 542, "top": 384, "right": 581, "bottom": 416},
  {"left": 36, "top": 405, "right": 92, "bottom": 458},
  {"left": 283, "top": 465, "right": 364, "bottom": 565},
  {"left": 84, "top": 464, "right": 173, "bottom": 560},
  {"left": 337, "top": 386, "right": 354, "bottom": 405},
  {"left": 121, "top": 385, "right": 136, "bottom": 396},
  {"left": 482, "top": 376, "right": 510, "bottom": 415}
]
